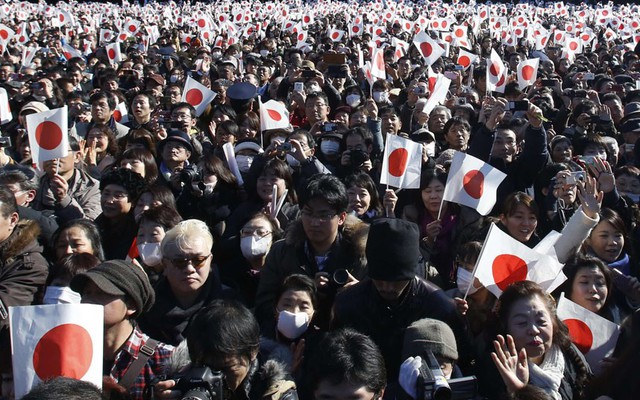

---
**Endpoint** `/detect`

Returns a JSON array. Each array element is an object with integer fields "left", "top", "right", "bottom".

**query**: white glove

[{"left": 399, "top": 356, "right": 422, "bottom": 400}]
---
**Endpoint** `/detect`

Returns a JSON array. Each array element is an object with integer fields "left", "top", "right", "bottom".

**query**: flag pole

[
  {"left": 55, "top": 158, "right": 59, "bottom": 175},
  {"left": 462, "top": 224, "right": 491, "bottom": 301},
  {"left": 385, "top": 184, "right": 389, "bottom": 217},
  {"left": 436, "top": 196, "right": 445, "bottom": 220}
]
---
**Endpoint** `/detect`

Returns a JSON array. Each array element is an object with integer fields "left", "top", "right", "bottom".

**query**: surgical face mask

[
  {"left": 260, "top": 50, "right": 270, "bottom": 57},
  {"left": 456, "top": 267, "right": 478, "bottom": 296},
  {"left": 236, "top": 155, "right": 254, "bottom": 173},
  {"left": 138, "top": 242, "right": 162, "bottom": 267},
  {"left": 43, "top": 286, "right": 81, "bottom": 305},
  {"left": 372, "top": 91, "right": 388, "bottom": 103},
  {"left": 306, "top": 84, "right": 321, "bottom": 94},
  {"left": 621, "top": 192, "right": 640, "bottom": 203},
  {"left": 277, "top": 310, "right": 310, "bottom": 340},
  {"left": 286, "top": 154, "right": 300, "bottom": 167},
  {"left": 211, "top": 51, "right": 222, "bottom": 60},
  {"left": 169, "top": 75, "right": 180, "bottom": 83},
  {"left": 346, "top": 94, "right": 361, "bottom": 108},
  {"left": 320, "top": 140, "right": 340, "bottom": 155},
  {"left": 240, "top": 235, "right": 272, "bottom": 259}
]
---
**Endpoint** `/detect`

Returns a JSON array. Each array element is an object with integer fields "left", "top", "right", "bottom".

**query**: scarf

[{"left": 528, "top": 345, "right": 565, "bottom": 400}]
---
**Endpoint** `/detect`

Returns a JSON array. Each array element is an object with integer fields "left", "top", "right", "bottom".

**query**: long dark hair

[{"left": 559, "top": 255, "right": 614, "bottom": 321}]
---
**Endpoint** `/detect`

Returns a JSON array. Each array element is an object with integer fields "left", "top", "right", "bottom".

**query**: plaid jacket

[{"left": 110, "top": 326, "right": 174, "bottom": 400}]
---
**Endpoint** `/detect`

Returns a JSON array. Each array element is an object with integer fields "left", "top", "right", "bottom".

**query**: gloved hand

[{"left": 399, "top": 356, "right": 422, "bottom": 400}]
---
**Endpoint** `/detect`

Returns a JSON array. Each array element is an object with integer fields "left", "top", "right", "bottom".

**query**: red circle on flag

[
  {"left": 107, "top": 48, "right": 116, "bottom": 59},
  {"left": 59, "top": 13, "right": 65, "bottom": 22},
  {"left": 433, "top": 21, "right": 440, "bottom": 29},
  {"left": 128, "top": 24, "right": 136, "bottom": 33},
  {"left": 419, "top": 42, "right": 432, "bottom": 57},
  {"left": 33, "top": 324, "right": 93, "bottom": 380},
  {"left": 455, "top": 28, "right": 463, "bottom": 37},
  {"left": 515, "top": 28, "right": 522, "bottom": 36},
  {"left": 522, "top": 65, "right": 534, "bottom": 80},
  {"left": 35, "top": 121, "right": 63, "bottom": 151},
  {"left": 489, "top": 62, "right": 501, "bottom": 77},
  {"left": 113, "top": 110, "right": 122, "bottom": 122},
  {"left": 497, "top": 73, "right": 505, "bottom": 86},
  {"left": 480, "top": 11, "right": 487, "bottom": 18},
  {"left": 103, "top": 32, "right": 109, "bottom": 39},
  {"left": 267, "top": 109, "right": 282, "bottom": 121},
  {"left": 331, "top": 32, "right": 339, "bottom": 40},
  {"left": 441, "top": 21, "right": 448, "bottom": 29},
  {"left": 563, "top": 318, "right": 593, "bottom": 354},
  {"left": 185, "top": 89, "right": 203, "bottom": 106},
  {"left": 19, "top": 36, "right": 25, "bottom": 43},
  {"left": 219, "top": 15, "right": 225, "bottom": 22},
  {"left": 458, "top": 55, "right": 470, "bottom": 68},
  {"left": 298, "top": 34, "right": 304, "bottom": 41},
  {"left": 581, "top": 34, "right": 589, "bottom": 41},
  {"left": 602, "top": 10, "right": 609, "bottom": 16},
  {"left": 495, "top": 22, "right": 501, "bottom": 28},
  {"left": 198, "top": 19, "right": 206, "bottom": 28},
  {"left": 0, "top": 30, "right": 8, "bottom": 40},
  {"left": 303, "top": 16, "right": 310, "bottom": 23},
  {"left": 492, "top": 254, "right": 528, "bottom": 291},
  {"left": 463, "top": 169, "right": 484, "bottom": 199},
  {"left": 119, "top": 33, "right": 127, "bottom": 41},
  {"left": 353, "top": 26, "right": 360, "bottom": 33},
  {"left": 555, "top": 33, "right": 562, "bottom": 41},
  {"left": 569, "top": 41, "right": 578, "bottom": 51},
  {"left": 388, "top": 148, "right": 409, "bottom": 177}
]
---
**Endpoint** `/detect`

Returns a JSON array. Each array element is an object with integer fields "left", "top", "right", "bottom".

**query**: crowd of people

[{"left": 1, "top": 0, "right": 640, "bottom": 399}]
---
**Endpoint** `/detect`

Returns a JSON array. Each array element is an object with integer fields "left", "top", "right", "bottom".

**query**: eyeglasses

[
  {"left": 301, "top": 210, "right": 338, "bottom": 222},
  {"left": 165, "top": 254, "right": 211, "bottom": 269},
  {"left": 101, "top": 191, "right": 129, "bottom": 201},
  {"left": 240, "top": 228, "right": 272, "bottom": 238}
]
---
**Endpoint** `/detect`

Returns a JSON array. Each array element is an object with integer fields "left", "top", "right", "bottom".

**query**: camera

[
  {"left": 277, "top": 142, "right": 292, "bottom": 152},
  {"left": 565, "top": 171, "right": 586, "bottom": 185},
  {"left": 455, "top": 97, "right": 466, "bottom": 106},
  {"left": 173, "top": 367, "right": 224, "bottom": 400},
  {"left": 331, "top": 269, "right": 349, "bottom": 288},
  {"left": 587, "top": 115, "right": 602, "bottom": 124},
  {"left": 179, "top": 164, "right": 204, "bottom": 185},
  {"left": 0, "top": 136, "right": 12, "bottom": 147},
  {"left": 323, "top": 122, "right": 336, "bottom": 132},
  {"left": 349, "top": 150, "right": 369, "bottom": 167},
  {"left": 414, "top": 86, "right": 427, "bottom": 95},
  {"left": 507, "top": 100, "right": 528, "bottom": 111},
  {"left": 416, "top": 352, "right": 478, "bottom": 400}
]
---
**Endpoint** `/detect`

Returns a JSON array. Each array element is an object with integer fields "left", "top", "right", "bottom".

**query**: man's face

[
  {"left": 166, "top": 87, "right": 182, "bottom": 105},
  {"left": 301, "top": 198, "right": 346, "bottom": 248},
  {"left": 398, "top": 59, "right": 411, "bottom": 77},
  {"left": 0, "top": 65, "right": 13, "bottom": 81},
  {"left": 162, "top": 141, "right": 191, "bottom": 164},
  {"left": 305, "top": 97, "right": 330, "bottom": 125},
  {"left": 100, "top": 184, "right": 133, "bottom": 219},
  {"left": 314, "top": 380, "right": 381, "bottom": 400},
  {"left": 43, "top": 146, "right": 79, "bottom": 176},
  {"left": 604, "top": 99, "right": 623, "bottom": 125},
  {"left": 5, "top": 182, "right": 35, "bottom": 207},
  {"left": 132, "top": 95, "right": 153, "bottom": 121},
  {"left": 163, "top": 238, "right": 212, "bottom": 297},
  {"left": 171, "top": 107, "right": 196, "bottom": 133},
  {"left": 380, "top": 111, "right": 401, "bottom": 135},
  {"left": 0, "top": 209, "right": 18, "bottom": 243},
  {"left": 428, "top": 110, "right": 448, "bottom": 134},
  {"left": 491, "top": 129, "right": 518, "bottom": 162},
  {"left": 372, "top": 279, "right": 411, "bottom": 302},
  {"left": 91, "top": 97, "right": 113, "bottom": 124}
]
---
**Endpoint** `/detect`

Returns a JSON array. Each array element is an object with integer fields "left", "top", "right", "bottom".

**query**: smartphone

[
  {"left": 454, "top": 65, "right": 465, "bottom": 71},
  {"left": 302, "top": 69, "right": 316, "bottom": 78},
  {"left": 580, "top": 155, "right": 597, "bottom": 166},
  {"left": 323, "top": 122, "right": 336, "bottom": 132},
  {"left": 444, "top": 71, "right": 458, "bottom": 80},
  {"left": 327, "top": 65, "right": 347, "bottom": 78},
  {"left": 541, "top": 79, "right": 556, "bottom": 87},
  {"left": 583, "top": 72, "right": 595, "bottom": 81},
  {"left": 565, "top": 171, "right": 586, "bottom": 185},
  {"left": 508, "top": 100, "right": 529, "bottom": 111},
  {"left": 294, "top": 82, "right": 304, "bottom": 92},
  {"left": 323, "top": 53, "right": 347, "bottom": 65}
]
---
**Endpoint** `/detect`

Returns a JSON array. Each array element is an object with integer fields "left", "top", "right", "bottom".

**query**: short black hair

[
  {"left": 187, "top": 299, "right": 260, "bottom": 364},
  {"left": 0, "top": 186, "right": 17, "bottom": 217},
  {"left": 89, "top": 90, "right": 116, "bottom": 110},
  {"left": 309, "top": 329, "right": 386, "bottom": 396},
  {"left": 299, "top": 174, "right": 348, "bottom": 213},
  {"left": 99, "top": 168, "right": 147, "bottom": 203},
  {"left": 171, "top": 102, "right": 197, "bottom": 119},
  {"left": 21, "top": 377, "right": 102, "bottom": 400},
  {"left": 53, "top": 219, "right": 105, "bottom": 261},
  {"left": 276, "top": 274, "right": 318, "bottom": 310}
]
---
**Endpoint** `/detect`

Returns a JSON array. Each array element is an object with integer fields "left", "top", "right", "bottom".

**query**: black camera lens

[{"left": 332, "top": 269, "right": 349, "bottom": 287}]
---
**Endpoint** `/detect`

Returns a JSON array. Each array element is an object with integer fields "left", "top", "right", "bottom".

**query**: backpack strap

[{"left": 118, "top": 338, "right": 159, "bottom": 390}]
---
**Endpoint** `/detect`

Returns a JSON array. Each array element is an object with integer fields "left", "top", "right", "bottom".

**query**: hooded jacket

[{"left": 254, "top": 215, "right": 369, "bottom": 330}]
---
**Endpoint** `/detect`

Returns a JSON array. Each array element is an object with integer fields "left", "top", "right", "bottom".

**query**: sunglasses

[{"left": 164, "top": 254, "right": 211, "bottom": 269}]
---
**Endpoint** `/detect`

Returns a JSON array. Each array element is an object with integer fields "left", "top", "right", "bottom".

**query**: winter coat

[
  {"left": 254, "top": 215, "right": 369, "bottom": 331},
  {"left": 0, "top": 220, "right": 49, "bottom": 373}
]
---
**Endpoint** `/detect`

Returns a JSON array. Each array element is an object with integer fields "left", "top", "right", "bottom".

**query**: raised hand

[{"left": 491, "top": 334, "right": 529, "bottom": 394}]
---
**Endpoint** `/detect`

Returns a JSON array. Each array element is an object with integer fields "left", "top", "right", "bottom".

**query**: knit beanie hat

[
  {"left": 366, "top": 218, "right": 420, "bottom": 281},
  {"left": 402, "top": 318, "right": 459, "bottom": 362},
  {"left": 70, "top": 260, "right": 155, "bottom": 318}
]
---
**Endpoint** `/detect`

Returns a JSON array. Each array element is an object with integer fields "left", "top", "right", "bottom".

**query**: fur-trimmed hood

[
  {"left": 284, "top": 214, "right": 369, "bottom": 258},
  {"left": 0, "top": 219, "right": 42, "bottom": 263}
]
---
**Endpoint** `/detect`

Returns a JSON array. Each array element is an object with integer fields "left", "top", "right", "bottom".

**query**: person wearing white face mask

[
  {"left": 42, "top": 253, "right": 100, "bottom": 304},
  {"left": 135, "top": 205, "right": 182, "bottom": 284},
  {"left": 234, "top": 140, "right": 265, "bottom": 177},
  {"left": 371, "top": 80, "right": 392, "bottom": 106},
  {"left": 218, "top": 213, "right": 282, "bottom": 307}
]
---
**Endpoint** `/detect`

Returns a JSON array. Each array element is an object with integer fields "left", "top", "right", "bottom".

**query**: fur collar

[
  {"left": 284, "top": 214, "right": 369, "bottom": 257},
  {"left": 0, "top": 219, "right": 41, "bottom": 262}
]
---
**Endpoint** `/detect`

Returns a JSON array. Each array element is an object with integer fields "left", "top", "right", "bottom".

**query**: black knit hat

[
  {"left": 70, "top": 260, "right": 155, "bottom": 318},
  {"left": 366, "top": 218, "right": 420, "bottom": 281}
]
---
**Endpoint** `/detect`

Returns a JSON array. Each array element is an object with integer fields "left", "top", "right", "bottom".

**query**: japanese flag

[
  {"left": 25, "top": 106, "right": 69, "bottom": 164},
  {"left": 472, "top": 223, "right": 564, "bottom": 298},
  {"left": 9, "top": 304, "right": 103, "bottom": 399},
  {"left": 565, "top": 36, "right": 583, "bottom": 54},
  {"left": 124, "top": 19, "right": 140, "bottom": 35},
  {"left": 380, "top": 134, "right": 422, "bottom": 189},
  {"left": 0, "top": 87, "right": 11, "bottom": 124},
  {"left": 452, "top": 25, "right": 471, "bottom": 49},
  {"left": 349, "top": 21, "right": 363, "bottom": 37},
  {"left": 456, "top": 48, "right": 477, "bottom": 70},
  {"left": 556, "top": 295, "right": 620, "bottom": 374},
  {"left": 181, "top": 75, "right": 217, "bottom": 117},
  {"left": 57, "top": 9, "right": 75, "bottom": 27},
  {"left": 486, "top": 49, "right": 506, "bottom": 93},
  {"left": 413, "top": 30, "right": 444, "bottom": 66},
  {"left": 259, "top": 99, "right": 290, "bottom": 132},
  {"left": 0, "top": 24, "right": 14, "bottom": 42},
  {"left": 370, "top": 46, "right": 386, "bottom": 80},
  {"left": 61, "top": 43, "right": 83, "bottom": 60},
  {"left": 21, "top": 46, "right": 38, "bottom": 67},
  {"left": 423, "top": 75, "right": 451, "bottom": 116},
  {"left": 517, "top": 58, "right": 539, "bottom": 90},
  {"left": 113, "top": 102, "right": 129, "bottom": 124},
  {"left": 442, "top": 151, "right": 506, "bottom": 216},
  {"left": 100, "top": 28, "right": 115, "bottom": 44},
  {"left": 328, "top": 29, "right": 345, "bottom": 42},
  {"left": 105, "top": 42, "right": 122, "bottom": 64}
]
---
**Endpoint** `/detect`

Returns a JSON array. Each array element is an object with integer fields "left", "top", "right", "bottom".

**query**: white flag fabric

[
  {"left": 423, "top": 75, "right": 451, "bottom": 116},
  {"left": 10, "top": 304, "right": 104, "bottom": 399},
  {"left": 486, "top": 49, "right": 506, "bottom": 93},
  {"left": 370, "top": 46, "right": 386, "bottom": 80},
  {"left": 442, "top": 151, "right": 506, "bottom": 215},
  {"left": 380, "top": 134, "right": 422, "bottom": 189},
  {"left": 105, "top": 42, "right": 122, "bottom": 64},
  {"left": 25, "top": 106, "right": 69, "bottom": 164},
  {"left": 472, "top": 223, "right": 565, "bottom": 297},
  {"left": 517, "top": 58, "right": 539, "bottom": 90},
  {"left": 259, "top": 99, "right": 290, "bottom": 131},
  {"left": 113, "top": 102, "right": 129, "bottom": 124},
  {"left": 456, "top": 49, "right": 477, "bottom": 70},
  {"left": 413, "top": 30, "right": 445, "bottom": 66},
  {"left": 181, "top": 75, "right": 217, "bottom": 117},
  {"left": 556, "top": 295, "right": 620, "bottom": 374},
  {"left": 0, "top": 87, "right": 12, "bottom": 124},
  {"left": 61, "top": 43, "right": 83, "bottom": 60}
]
